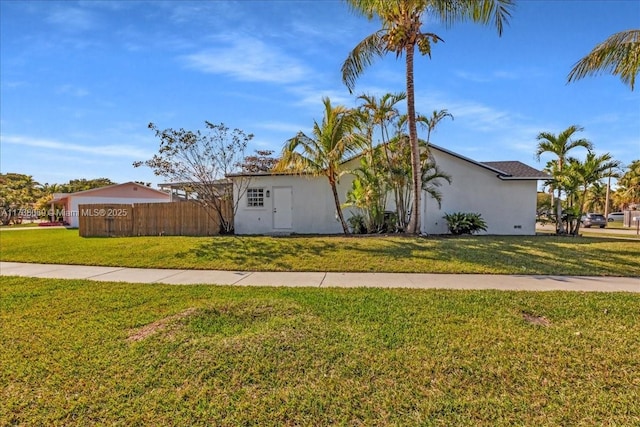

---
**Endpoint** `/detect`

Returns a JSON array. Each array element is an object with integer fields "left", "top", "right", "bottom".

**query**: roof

[
  {"left": 226, "top": 171, "right": 312, "bottom": 178},
  {"left": 158, "top": 180, "right": 232, "bottom": 191},
  {"left": 158, "top": 179, "right": 231, "bottom": 187},
  {"left": 481, "top": 161, "right": 550, "bottom": 180},
  {"left": 52, "top": 182, "right": 170, "bottom": 201},
  {"left": 426, "top": 144, "right": 548, "bottom": 181},
  {"left": 226, "top": 142, "right": 548, "bottom": 181}
]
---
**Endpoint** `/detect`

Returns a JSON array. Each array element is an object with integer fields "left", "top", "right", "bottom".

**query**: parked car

[
  {"left": 581, "top": 213, "right": 607, "bottom": 228},
  {"left": 607, "top": 212, "right": 624, "bottom": 222}
]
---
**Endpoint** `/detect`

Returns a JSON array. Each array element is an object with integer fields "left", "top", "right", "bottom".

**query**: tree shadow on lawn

[
  {"left": 174, "top": 235, "right": 342, "bottom": 271},
  {"left": 176, "top": 234, "right": 639, "bottom": 275},
  {"left": 349, "top": 235, "right": 640, "bottom": 276},
  {"left": 443, "top": 236, "right": 640, "bottom": 276}
]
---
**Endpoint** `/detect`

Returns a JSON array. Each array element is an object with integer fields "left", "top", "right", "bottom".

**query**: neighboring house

[
  {"left": 230, "top": 144, "right": 548, "bottom": 235},
  {"left": 52, "top": 182, "right": 171, "bottom": 228}
]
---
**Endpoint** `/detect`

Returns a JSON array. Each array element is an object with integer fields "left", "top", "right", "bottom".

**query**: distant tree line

[{"left": 0, "top": 175, "right": 118, "bottom": 224}]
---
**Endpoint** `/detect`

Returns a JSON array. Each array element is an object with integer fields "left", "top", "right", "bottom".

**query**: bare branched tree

[{"left": 134, "top": 121, "right": 253, "bottom": 234}]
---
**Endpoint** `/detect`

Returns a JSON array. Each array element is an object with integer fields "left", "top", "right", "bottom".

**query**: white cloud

[
  {"left": 1, "top": 81, "right": 28, "bottom": 90},
  {"left": 493, "top": 70, "right": 518, "bottom": 80},
  {"left": 182, "top": 36, "right": 309, "bottom": 84},
  {"left": 288, "top": 85, "right": 353, "bottom": 109},
  {"left": 253, "top": 121, "right": 306, "bottom": 134},
  {"left": 1, "top": 135, "right": 150, "bottom": 159},
  {"left": 455, "top": 70, "right": 519, "bottom": 83},
  {"left": 46, "top": 7, "right": 95, "bottom": 32},
  {"left": 444, "top": 100, "right": 511, "bottom": 132},
  {"left": 454, "top": 71, "right": 491, "bottom": 83},
  {"left": 414, "top": 89, "right": 553, "bottom": 162},
  {"left": 56, "top": 84, "right": 90, "bottom": 97}
]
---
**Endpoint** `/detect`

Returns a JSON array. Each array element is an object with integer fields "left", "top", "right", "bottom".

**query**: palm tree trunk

[
  {"left": 380, "top": 125, "right": 402, "bottom": 231},
  {"left": 604, "top": 168, "right": 612, "bottom": 218},
  {"left": 574, "top": 188, "right": 589, "bottom": 236},
  {"left": 556, "top": 187, "right": 564, "bottom": 234},
  {"left": 329, "top": 176, "right": 350, "bottom": 235},
  {"left": 405, "top": 46, "right": 422, "bottom": 235}
]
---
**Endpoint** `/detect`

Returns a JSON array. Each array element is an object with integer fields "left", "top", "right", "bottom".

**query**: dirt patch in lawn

[
  {"left": 522, "top": 312, "right": 551, "bottom": 327},
  {"left": 127, "top": 308, "right": 197, "bottom": 342}
]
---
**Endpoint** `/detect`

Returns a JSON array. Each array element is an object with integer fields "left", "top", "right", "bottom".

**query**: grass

[
  {"left": 0, "top": 222, "right": 41, "bottom": 228},
  {"left": 580, "top": 230, "right": 639, "bottom": 239},
  {"left": 1, "top": 228, "right": 639, "bottom": 276},
  {"left": 1, "top": 276, "right": 638, "bottom": 426}
]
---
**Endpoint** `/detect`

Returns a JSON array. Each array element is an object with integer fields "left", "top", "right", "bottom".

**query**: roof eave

[
  {"left": 227, "top": 172, "right": 314, "bottom": 178},
  {"left": 497, "top": 176, "right": 549, "bottom": 181}
]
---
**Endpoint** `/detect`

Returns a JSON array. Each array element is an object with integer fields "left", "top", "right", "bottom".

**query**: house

[
  {"left": 52, "top": 182, "right": 171, "bottom": 228},
  {"left": 229, "top": 144, "right": 548, "bottom": 235}
]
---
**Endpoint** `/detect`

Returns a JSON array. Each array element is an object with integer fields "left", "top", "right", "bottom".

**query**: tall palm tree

[
  {"left": 568, "top": 30, "right": 640, "bottom": 91},
  {"left": 274, "top": 97, "right": 364, "bottom": 234},
  {"left": 342, "top": 0, "right": 514, "bottom": 234},
  {"left": 535, "top": 125, "right": 593, "bottom": 234}
]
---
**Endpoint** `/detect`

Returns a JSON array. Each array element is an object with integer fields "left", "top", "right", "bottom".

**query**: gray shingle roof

[{"left": 481, "top": 161, "right": 549, "bottom": 179}]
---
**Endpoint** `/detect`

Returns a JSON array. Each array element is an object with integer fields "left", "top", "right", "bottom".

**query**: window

[{"left": 247, "top": 188, "right": 264, "bottom": 207}]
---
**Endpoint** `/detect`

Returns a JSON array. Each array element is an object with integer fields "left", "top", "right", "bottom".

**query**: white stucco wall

[
  {"left": 66, "top": 196, "right": 169, "bottom": 228},
  {"left": 233, "top": 174, "right": 356, "bottom": 235},
  {"left": 423, "top": 150, "right": 537, "bottom": 235},
  {"left": 233, "top": 152, "right": 539, "bottom": 236}
]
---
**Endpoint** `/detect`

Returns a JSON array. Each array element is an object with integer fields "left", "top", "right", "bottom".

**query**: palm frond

[
  {"left": 342, "top": 31, "right": 387, "bottom": 93},
  {"left": 432, "top": 0, "right": 514, "bottom": 36},
  {"left": 273, "top": 132, "right": 323, "bottom": 175},
  {"left": 568, "top": 30, "right": 640, "bottom": 90},
  {"left": 565, "top": 138, "right": 593, "bottom": 153},
  {"left": 345, "top": 0, "right": 386, "bottom": 19}
]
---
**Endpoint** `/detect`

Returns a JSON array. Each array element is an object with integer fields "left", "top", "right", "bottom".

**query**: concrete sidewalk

[{"left": 1, "top": 261, "right": 638, "bottom": 292}]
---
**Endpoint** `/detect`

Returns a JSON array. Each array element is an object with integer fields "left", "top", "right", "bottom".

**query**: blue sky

[{"left": 1, "top": 0, "right": 639, "bottom": 187}]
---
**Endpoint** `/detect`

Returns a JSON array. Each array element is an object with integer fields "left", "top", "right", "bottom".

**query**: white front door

[{"left": 273, "top": 187, "right": 293, "bottom": 229}]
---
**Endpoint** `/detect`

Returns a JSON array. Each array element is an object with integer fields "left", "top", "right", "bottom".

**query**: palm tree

[
  {"left": 357, "top": 92, "right": 406, "bottom": 148},
  {"left": 342, "top": 0, "right": 514, "bottom": 234},
  {"left": 568, "top": 30, "right": 640, "bottom": 91},
  {"left": 557, "top": 162, "right": 582, "bottom": 234},
  {"left": 421, "top": 155, "right": 452, "bottom": 209},
  {"left": 417, "top": 109, "right": 454, "bottom": 144},
  {"left": 584, "top": 181, "right": 607, "bottom": 213},
  {"left": 386, "top": 131, "right": 412, "bottom": 230},
  {"left": 535, "top": 125, "right": 593, "bottom": 234},
  {"left": 616, "top": 160, "right": 640, "bottom": 208},
  {"left": 357, "top": 92, "right": 406, "bottom": 223},
  {"left": 567, "top": 152, "right": 621, "bottom": 235},
  {"left": 274, "top": 97, "right": 364, "bottom": 234},
  {"left": 344, "top": 152, "right": 388, "bottom": 233}
]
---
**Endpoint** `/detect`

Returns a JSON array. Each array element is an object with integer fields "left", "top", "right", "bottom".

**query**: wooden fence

[{"left": 78, "top": 201, "right": 232, "bottom": 237}]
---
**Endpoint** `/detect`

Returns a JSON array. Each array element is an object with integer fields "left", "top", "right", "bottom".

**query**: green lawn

[
  {"left": 1, "top": 276, "right": 638, "bottom": 426},
  {"left": 0, "top": 222, "right": 40, "bottom": 228},
  {"left": 1, "top": 228, "right": 639, "bottom": 276}
]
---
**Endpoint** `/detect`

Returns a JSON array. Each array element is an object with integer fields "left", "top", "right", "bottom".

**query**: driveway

[{"left": 536, "top": 223, "right": 639, "bottom": 237}]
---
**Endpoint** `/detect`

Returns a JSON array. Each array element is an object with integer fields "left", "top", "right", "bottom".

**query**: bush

[
  {"left": 443, "top": 212, "right": 488, "bottom": 235},
  {"left": 347, "top": 214, "right": 367, "bottom": 234},
  {"left": 382, "top": 211, "right": 398, "bottom": 233}
]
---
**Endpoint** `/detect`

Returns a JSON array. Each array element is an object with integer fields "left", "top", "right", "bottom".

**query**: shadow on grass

[
  {"left": 175, "top": 235, "right": 342, "bottom": 271},
  {"left": 176, "top": 234, "right": 640, "bottom": 276}
]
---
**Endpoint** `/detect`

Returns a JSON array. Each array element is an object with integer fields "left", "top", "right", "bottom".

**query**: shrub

[
  {"left": 347, "top": 214, "right": 367, "bottom": 234},
  {"left": 443, "top": 212, "right": 488, "bottom": 235}
]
